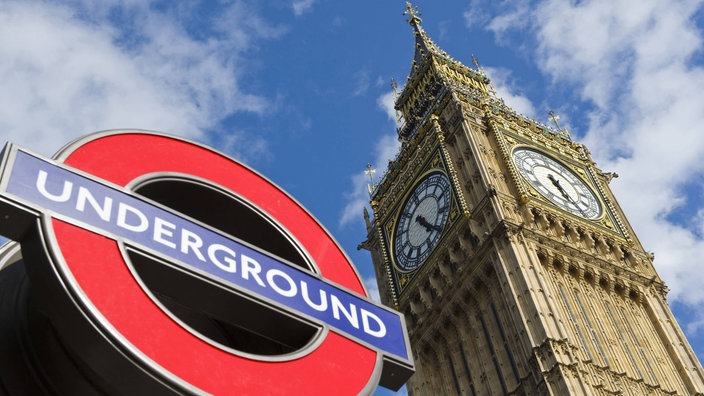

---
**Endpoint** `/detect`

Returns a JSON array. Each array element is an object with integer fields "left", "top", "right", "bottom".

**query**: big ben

[{"left": 362, "top": 3, "right": 704, "bottom": 395}]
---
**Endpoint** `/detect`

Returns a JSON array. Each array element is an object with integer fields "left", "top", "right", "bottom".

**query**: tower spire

[
  {"left": 403, "top": 2, "right": 452, "bottom": 77},
  {"left": 404, "top": 2, "right": 429, "bottom": 75},
  {"left": 395, "top": 3, "right": 493, "bottom": 141}
]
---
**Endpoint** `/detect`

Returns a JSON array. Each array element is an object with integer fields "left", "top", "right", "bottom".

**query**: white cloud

[
  {"left": 485, "top": 3, "right": 530, "bottom": 40},
  {"left": 216, "top": 129, "right": 272, "bottom": 165},
  {"left": 483, "top": 66, "right": 536, "bottom": 118},
  {"left": 0, "top": 1, "right": 276, "bottom": 159},
  {"left": 465, "top": 1, "right": 532, "bottom": 44},
  {"left": 363, "top": 276, "right": 381, "bottom": 303},
  {"left": 214, "top": 2, "right": 287, "bottom": 48},
  {"left": 292, "top": 0, "right": 316, "bottom": 17},
  {"left": 480, "top": 0, "right": 704, "bottom": 343},
  {"left": 375, "top": 132, "right": 402, "bottom": 168},
  {"left": 463, "top": 1, "right": 491, "bottom": 30},
  {"left": 687, "top": 314, "right": 704, "bottom": 336},
  {"left": 377, "top": 90, "right": 398, "bottom": 122},
  {"left": 340, "top": 171, "right": 371, "bottom": 227}
]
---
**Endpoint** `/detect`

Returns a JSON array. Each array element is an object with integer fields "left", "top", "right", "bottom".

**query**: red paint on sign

[{"left": 50, "top": 132, "right": 377, "bottom": 395}]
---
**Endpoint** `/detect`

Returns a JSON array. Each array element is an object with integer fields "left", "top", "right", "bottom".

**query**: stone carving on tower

[{"left": 361, "top": 3, "right": 704, "bottom": 395}]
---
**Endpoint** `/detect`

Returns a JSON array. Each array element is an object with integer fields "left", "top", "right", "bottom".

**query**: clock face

[
  {"left": 393, "top": 172, "right": 451, "bottom": 272},
  {"left": 513, "top": 148, "right": 602, "bottom": 219}
]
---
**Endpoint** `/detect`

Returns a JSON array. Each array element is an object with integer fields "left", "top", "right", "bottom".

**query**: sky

[{"left": 0, "top": 0, "right": 703, "bottom": 394}]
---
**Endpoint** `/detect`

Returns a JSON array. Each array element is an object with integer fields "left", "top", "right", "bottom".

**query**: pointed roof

[
  {"left": 404, "top": 2, "right": 461, "bottom": 78},
  {"left": 395, "top": 3, "right": 492, "bottom": 141}
]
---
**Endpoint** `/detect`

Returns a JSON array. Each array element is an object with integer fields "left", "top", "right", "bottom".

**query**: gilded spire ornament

[
  {"left": 548, "top": 110, "right": 561, "bottom": 129},
  {"left": 390, "top": 78, "right": 399, "bottom": 100},
  {"left": 472, "top": 53, "right": 496, "bottom": 96},
  {"left": 365, "top": 163, "right": 377, "bottom": 196},
  {"left": 471, "top": 53, "right": 480, "bottom": 69},
  {"left": 390, "top": 78, "right": 404, "bottom": 127},
  {"left": 548, "top": 110, "right": 572, "bottom": 139},
  {"left": 404, "top": 2, "right": 421, "bottom": 25}
]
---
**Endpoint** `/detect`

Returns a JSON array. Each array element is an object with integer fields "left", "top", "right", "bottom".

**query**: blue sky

[{"left": 1, "top": 1, "right": 703, "bottom": 394}]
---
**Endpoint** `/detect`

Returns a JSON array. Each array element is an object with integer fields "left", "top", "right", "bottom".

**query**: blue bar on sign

[{"left": 4, "top": 150, "right": 409, "bottom": 362}]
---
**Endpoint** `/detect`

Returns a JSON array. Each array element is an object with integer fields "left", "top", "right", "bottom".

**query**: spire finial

[
  {"left": 472, "top": 53, "right": 496, "bottom": 96},
  {"left": 471, "top": 54, "right": 480, "bottom": 68},
  {"left": 404, "top": 2, "right": 422, "bottom": 25},
  {"left": 471, "top": 53, "right": 487, "bottom": 77},
  {"left": 365, "top": 163, "right": 377, "bottom": 196},
  {"left": 548, "top": 110, "right": 572, "bottom": 139},
  {"left": 390, "top": 78, "right": 403, "bottom": 126},
  {"left": 548, "top": 110, "right": 561, "bottom": 129}
]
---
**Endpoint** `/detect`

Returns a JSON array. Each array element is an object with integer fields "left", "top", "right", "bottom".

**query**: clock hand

[
  {"left": 547, "top": 174, "right": 588, "bottom": 216},
  {"left": 547, "top": 174, "right": 571, "bottom": 201},
  {"left": 415, "top": 215, "right": 442, "bottom": 232},
  {"left": 415, "top": 215, "right": 432, "bottom": 232}
]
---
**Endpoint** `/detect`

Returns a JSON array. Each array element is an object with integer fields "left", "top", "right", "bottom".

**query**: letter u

[
  {"left": 301, "top": 281, "right": 328, "bottom": 312},
  {"left": 36, "top": 170, "right": 73, "bottom": 202}
]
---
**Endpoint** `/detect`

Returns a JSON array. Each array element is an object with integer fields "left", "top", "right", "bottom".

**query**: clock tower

[{"left": 361, "top": 4, "right": 704, "bottom": 395}]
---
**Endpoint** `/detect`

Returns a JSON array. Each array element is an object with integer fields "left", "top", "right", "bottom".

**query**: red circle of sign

[{"left": 49, "top": 131, "right": 378, "bottom": 395}]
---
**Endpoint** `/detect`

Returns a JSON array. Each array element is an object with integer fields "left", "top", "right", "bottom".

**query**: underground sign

[{"left": 0, "top": 131, "right": 413, "bottom": 395}]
